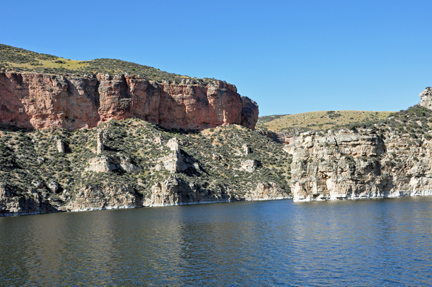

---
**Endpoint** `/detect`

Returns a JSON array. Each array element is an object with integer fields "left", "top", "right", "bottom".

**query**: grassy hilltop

[
  {"left": 258, "top": 110, "right": 394, "bottom": 133},
  {"left": 0, "top": 44, "right": 218, "bottom": 83},
  {"left": 258, "top": 105, "right": 432, "bottom": 140}
]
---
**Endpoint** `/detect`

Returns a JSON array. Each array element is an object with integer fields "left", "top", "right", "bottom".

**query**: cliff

[
  {"left": 290, "top": 88, "right": 432, "bottom": 201},
  {"left": 0, "top": 72, "right": 258, "bottom": 131},
  {"left": 290, "top": 129, "right": 431, "bottom": 201}
]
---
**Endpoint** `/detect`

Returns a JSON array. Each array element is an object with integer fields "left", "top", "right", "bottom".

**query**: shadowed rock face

[
  {"left": 0, "top": 72, "right": 258, "bottom": 130},
  {"left": 240, "top": 96, "right": 259, "bottom": 130}
]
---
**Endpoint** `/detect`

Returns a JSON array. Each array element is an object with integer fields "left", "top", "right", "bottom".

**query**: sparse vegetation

[
  {"left": 258, "top": 110, "right": 394, "bottom": 133},
  {"left": 0, "top": 120, "right": 292, "bottom": 214},
  {"left": 257, "top": 114, "right": 289, "bottom": 125},
  {"left": 0, "top": 44, "right": 218, "bottom": 83}
]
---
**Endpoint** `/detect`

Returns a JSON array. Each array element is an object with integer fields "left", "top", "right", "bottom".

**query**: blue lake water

[{"left": 1, "top": 197, "right": 432, "bottom": 286}]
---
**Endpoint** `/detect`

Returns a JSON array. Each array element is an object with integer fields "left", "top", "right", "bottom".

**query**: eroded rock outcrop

[
  {"left": 96, "top": 129, "right": 104, "bottom": 154},
  {"left": 65, "top": 185, "right": 138, "bottom": 212},
  {"left": 291, "top": 129, "right": 432, "bottom": 202},
  {"left": 0, "top": 72, "right": 258, "bottom": 130},
  {"left": 245, "top": 182, "right": 290, "bottom": 201},
  {"left": 0, "top": 183, "right": 59, "bottom": 216},
  {"left": 85, "top": 155, "right": 138, "bottom": 173},
  {"left": 142, "top": 176, "right": 290, "bottom": 207},
  {"left": 241, "top": 159, "right": 260, "bottom": 173},
  {"left": 419, "top": 87, "right": 432, "bottom": 110},
  {"left": 56, "top": 137, "right": 65, "bottom": 153},
  {"left": 143, "top": 176, "right": 238, "bottom": 206}
]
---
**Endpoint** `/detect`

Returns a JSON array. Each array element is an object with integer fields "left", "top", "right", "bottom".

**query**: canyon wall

[
  {"left": 287, "top": 87, "right": 432, "bottom": 201},
  {"left": 0, "top": 72, "right": 258, "bottom": 130},
  {"left": 290, "top": 129, "right": 432, "bottom": 201}
]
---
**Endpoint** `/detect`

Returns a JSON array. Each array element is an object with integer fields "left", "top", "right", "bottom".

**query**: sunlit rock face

[
  {"left": 419, "top": 87, "right": 432, "bottom": 110},
  {"left": 291, "top": 129, "right": 432, "bottom": 202},
  {"left": 0, "top": 72, "right": 258, "bottom": 130}
]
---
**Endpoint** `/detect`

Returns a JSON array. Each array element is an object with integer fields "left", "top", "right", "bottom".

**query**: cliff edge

[{"left": 0, "top": 72, "right": 258, "bottom": 130}]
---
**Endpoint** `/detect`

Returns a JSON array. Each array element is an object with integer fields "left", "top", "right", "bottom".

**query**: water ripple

[{"left": 1, "top": 197, "right": 432, "bottom": 286}]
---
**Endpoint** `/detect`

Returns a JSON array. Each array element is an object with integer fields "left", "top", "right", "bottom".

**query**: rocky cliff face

[
  {"left": 0, "top": 72, "right": 258, "bottom": 131},
  {"left": 288, "top": 88, "right": 432, "bottom": 202},
  {"left": 419, "top": 87, "right": 432, "bottom": 110},
  {"left": 290, "top": 128, "right": 432, "bottom": 201}
]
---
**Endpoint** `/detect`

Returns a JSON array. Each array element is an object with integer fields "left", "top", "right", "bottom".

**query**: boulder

[{"left": 241, "top": 159, "right": 259, "bottom": 173}]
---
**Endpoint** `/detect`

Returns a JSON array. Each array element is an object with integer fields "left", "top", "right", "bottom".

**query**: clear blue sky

[{"left": 1, "top": 0, "right": 431, "bottom": 116}]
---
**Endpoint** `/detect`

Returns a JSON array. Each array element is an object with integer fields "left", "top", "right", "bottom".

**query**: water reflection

[{"left": 1, "top": 197, "right": 432, "bottom": 286}]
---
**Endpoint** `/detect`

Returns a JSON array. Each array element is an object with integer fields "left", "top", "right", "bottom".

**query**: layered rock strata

[
  {"left": 0, "top": 72, "right": 258, "bottom": 130},
  {"left": 291, "top": 129, "right": 432, "bottom": 202}
]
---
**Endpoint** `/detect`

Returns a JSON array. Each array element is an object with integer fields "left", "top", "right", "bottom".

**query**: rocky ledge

[{"left": 0, "top": 72, "right": 258, "bottom": 131}]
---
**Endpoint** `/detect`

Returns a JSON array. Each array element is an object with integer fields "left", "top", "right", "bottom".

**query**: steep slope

[{"left": 0, "top": 121, "right": 291, "bottom": 216}]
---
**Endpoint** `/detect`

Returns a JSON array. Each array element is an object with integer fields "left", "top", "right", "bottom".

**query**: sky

[{"left": 1, "top": 0, "right": 432, "bottom": 116}]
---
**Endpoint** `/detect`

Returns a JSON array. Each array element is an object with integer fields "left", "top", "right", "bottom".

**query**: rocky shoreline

[
  {"left": 0, "top": 195, "right": 294, "bottom": 217},
  {"left": 293, "top": 190, "right": 432, "bottom": 202},
  {"left": 290, "top": 127, "right": 432, "bottom": 202},
  {"left": 3, "top": 192, "right": 432, "bottom": 217}
]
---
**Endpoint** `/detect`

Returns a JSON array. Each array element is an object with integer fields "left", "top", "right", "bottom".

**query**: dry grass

[
  {"left": 10, "top": 57, "right": 89, "bottom": 71},
  {"left": 260, "top": 110, "right": 394, "bottom": 131},
  {"left": 0, "top": 44, "right": 218, "bottom": 82}
]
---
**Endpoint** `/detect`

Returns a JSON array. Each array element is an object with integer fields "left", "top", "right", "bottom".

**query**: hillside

[
  {"left": 0, "top": 120, "right": 291, "bottom": 216},
  {"left": 257, "top": 114, "right": 288, "bottom": 125},
  {"left": 258, "top": 110, "right": 394, "bottom": 133},
  {"left": 0, "top": 44, "right": 217, "bottom": 83}
]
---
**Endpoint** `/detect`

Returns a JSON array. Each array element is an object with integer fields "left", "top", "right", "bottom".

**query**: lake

[{"left": 1, "top": 197, "right": 431, "bottom": 286}]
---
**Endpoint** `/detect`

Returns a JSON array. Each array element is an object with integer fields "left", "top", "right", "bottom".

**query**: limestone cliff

[
  {"left": 419, "top": 87, "right": 432, "bottom": 110},
  {"left": 0, "top": 72, "right": 258, "bottom": 131},
  {"left": 290, "top": 89, "right": 432, "bottom": 202}
]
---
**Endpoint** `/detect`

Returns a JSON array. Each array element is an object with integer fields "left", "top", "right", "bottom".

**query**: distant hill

[
  {"left": 258, "top": 110, "right": 394, "bottom": 132},
  {"left": 0, "top": 44, "right": 218, "bottom": 83},
  {"left": 257, "top": 114, "right": 289, "bottom": 125}
]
